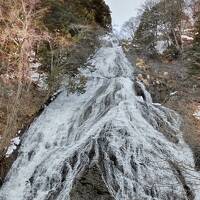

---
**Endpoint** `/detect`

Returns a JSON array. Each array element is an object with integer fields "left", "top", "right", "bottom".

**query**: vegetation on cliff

[{"left": 0, "top": 0, "right": 111, "bottom": 176}]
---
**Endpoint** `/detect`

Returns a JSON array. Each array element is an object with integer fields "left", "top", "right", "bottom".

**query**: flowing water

[{"left": 0, "top": 35, "right": 200, "bottom": 200}]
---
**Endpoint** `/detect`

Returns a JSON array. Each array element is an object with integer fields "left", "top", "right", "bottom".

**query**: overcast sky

[{"left": 105, "top": 0, "right": 146, "bottom": 29}]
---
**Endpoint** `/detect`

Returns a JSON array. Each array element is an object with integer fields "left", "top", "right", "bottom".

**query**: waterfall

[{"left": 0, "top": 35, "right": 200, "bottom": 200}]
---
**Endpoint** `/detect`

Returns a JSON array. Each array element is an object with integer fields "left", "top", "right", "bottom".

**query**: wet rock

[
  {"left": 193, "top": 147, "right": 200, "bottom": 171},
  {"left": 70, "top": 165, "right": 114, "bottom": 200},
  {"left": 134, "top": 82, "right": 146, "bottom": 101}
]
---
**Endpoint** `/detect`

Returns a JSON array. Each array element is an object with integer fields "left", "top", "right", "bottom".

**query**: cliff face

[{"left": 0, "top": 0, "right": 111, "bottom": 183}]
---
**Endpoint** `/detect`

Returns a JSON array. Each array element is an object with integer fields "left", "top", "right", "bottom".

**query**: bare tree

[
  {"left": 0, "top": 0, "right": 50, "bottom": 151},
  {"left": 121, "top": 17, "right": 140, "bottom": 40}
]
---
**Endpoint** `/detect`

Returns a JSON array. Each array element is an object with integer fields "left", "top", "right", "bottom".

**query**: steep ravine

[{"left": 0, "top": 35, "right": 200, "bottom": 200}]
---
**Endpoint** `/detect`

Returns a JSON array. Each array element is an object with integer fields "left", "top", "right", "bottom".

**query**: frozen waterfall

[{"left": 0, "top": 35, "right": 200, "bottom": 200}]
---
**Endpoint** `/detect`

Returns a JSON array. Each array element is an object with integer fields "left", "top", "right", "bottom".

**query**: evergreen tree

[
  {"left": 133, "top": 0, "right": 185, "bottom": 58},
  {"left": 133, "top": 1, "right": 159, "bottom": 57}
]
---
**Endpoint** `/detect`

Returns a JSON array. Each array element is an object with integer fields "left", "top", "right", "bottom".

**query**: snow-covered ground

[{"left": 0, "top": 34, "right": 200, "bottom": 200}]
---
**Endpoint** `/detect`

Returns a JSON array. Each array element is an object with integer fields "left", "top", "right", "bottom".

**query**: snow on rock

[
  {"left": 181, "top": 35, "right": 194, "bottom": 41},
  {"left": 0, "top": 34, "right": 200, "bottom": 200},
  {"left": 193, "top": 106, "right": 200, "bottom": 120},
  {"left": 6, "top": 137, "right": 20, "bottom": 158},
  {"left": 156, "top": 40, "right": 168, "bottom": 54},
  {"left": 29, "top": 62, "right": 48, "bottom": 90},
  {"left": 170, "top": 91, "right": 178, "bottom": 96}
]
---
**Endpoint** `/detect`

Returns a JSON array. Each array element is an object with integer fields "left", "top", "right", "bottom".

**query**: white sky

[{"left": 105, "top": 0, "right": 146, "bottom": 29}]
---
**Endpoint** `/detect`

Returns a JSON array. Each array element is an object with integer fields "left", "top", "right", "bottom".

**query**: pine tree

[
  {"left": 133, "top": 0, "right": 185, "bottom": 58},
  {"left": 133, "top": 2, "right": 159, "bottom": 57}
]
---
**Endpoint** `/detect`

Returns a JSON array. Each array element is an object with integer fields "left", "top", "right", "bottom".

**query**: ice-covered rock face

[{"left": 0, "top": 34, "right": 200, "bottom": 200}]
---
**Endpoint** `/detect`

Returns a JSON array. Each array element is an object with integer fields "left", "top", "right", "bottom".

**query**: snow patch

[
  {"left": 6, "top": 137, "right": 21, "bottom": 157},
  {"left": 181, "top": 35, "right": 194, "bottom": 41},
  {"left": 193, "top": 106, "right": 200, "bottom": 120},
  {"left": 170, "top": 91, "right": 178, "bottom": 96},
  {"left": 156, "top": 40, "right": 168, "bottom": 54}
]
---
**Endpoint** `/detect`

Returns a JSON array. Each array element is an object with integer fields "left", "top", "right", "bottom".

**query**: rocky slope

[{"left": 125, "top": 47, "right": 200, "bottom": 170}]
